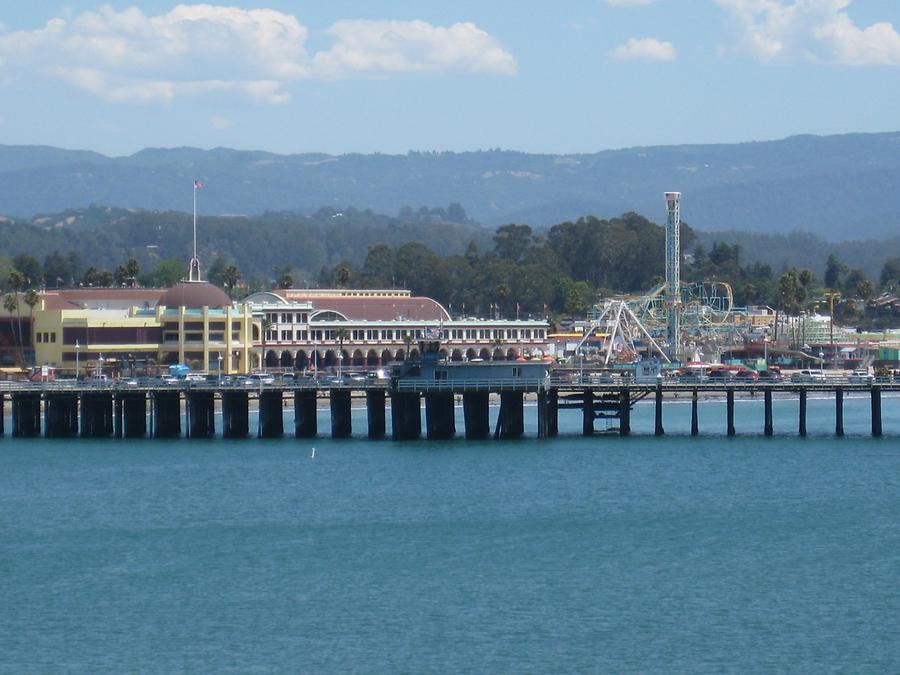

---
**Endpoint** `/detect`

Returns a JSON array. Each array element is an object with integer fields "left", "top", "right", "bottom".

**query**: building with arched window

[{"left": 245, "top": 289, "right": 550, "bottom": 370}]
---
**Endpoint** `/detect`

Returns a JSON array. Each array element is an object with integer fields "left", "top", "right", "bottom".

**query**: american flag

[{"left": 194, "top": 180, "right": 204, "bottom": 189}]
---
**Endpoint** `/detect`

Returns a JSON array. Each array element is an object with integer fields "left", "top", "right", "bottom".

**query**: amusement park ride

[{"left": 572, "top": 192, "right": 746, "bottom": 366}]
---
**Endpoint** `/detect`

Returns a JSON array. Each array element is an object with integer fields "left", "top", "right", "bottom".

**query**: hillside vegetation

[{"left": 3, "top": 131, "right": 900, "bottom": 239}]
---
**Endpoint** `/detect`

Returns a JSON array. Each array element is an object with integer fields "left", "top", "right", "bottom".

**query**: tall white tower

[{"left": 664, "top": 192, "right": 682, "bottom": 361}]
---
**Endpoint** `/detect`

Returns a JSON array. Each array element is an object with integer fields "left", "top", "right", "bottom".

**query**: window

[
  {"left": 265, "top": 330, "right": 277, "bottom": 341},
  {"left": 36, "top": 333, "right": 42, "bottom": 343},
  {"left": 512, "top": 367, "right": 522, "bottom": 377},
  {"left": 281, "top": 313, "right": 291, "bottom": 324},
  {"left": 281, "top": 329, "right": 293, "bottom": 341},
  {"left": 434, "top": 369, "right": 448, "bottom": 380},
  {"left": 50, "top": 333, "right": 56, "bottom": 343}
]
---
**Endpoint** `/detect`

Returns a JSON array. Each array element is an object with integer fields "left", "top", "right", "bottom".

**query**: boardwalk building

[{"left": 245, "top": 289, "right": 550, "bottom": 370}]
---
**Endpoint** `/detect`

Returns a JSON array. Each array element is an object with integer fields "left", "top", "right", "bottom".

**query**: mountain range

[{"left": 2, "top": 132, "right": 900, "bottom": 240}]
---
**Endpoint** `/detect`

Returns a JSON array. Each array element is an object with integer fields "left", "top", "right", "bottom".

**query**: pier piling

[
  {"left": 12, "top": 393, "right": 41, "bottom": 438},
  {"left": 151, "top": 391, "right": 181, "bottom": 438},
  {"left": 833, "top": 387, "right": 844, "bottom": 437},
  {"left": 366, "top": 390, "right": 386, "bottom": 440},
  {"left": 871, "top": 386, "right": 882, "bottom": 437},
  {"left": 221, "top": 390, "right": 249, "bottom": 439},
  {"left": 462, "top": 392, "right": 490, "bottom": 440},
  {"left": 80, "top": 393, "right": 114, "bottom": 438},
  {"left": 45, "top": 393, "right": 79, "bottom": 438},
  {"left": 764, "top": 389, "right": 773, "bottom": 437},
  {"left": 187, "top": 391, "right": 215, "bottom": 439},
  {"left": 582, "top": 389, "right": 594, "bottom": 436},
  {"left": 619, "top": 389, "right": 631, "bottom": 436},
  {"left": 726, "top": 388, "right": 736, "bottom": 437},
  {"left": 293, "top": 390, "right": 317, "bottom": 438},
  {"left": 425, "top": 392, "right": 455, "bottom": 440},
  {"left": 496, "top": 392, "right": 524, "bottom": 440},
  {"left": 799, "top": 389, "right": 807, "bottom": 437},
  {"left": 121, "top": 393, "right": 147, "bottom": 438},
  {"left": 547, "top": 389, "right": 559, "bottom": 437},
  {"left": 330, "top": 389, "right": 352, "bottom": 439},
  {"left": 691, "top": 389, "right": 699, "bottom": 436},
  {"left": 654, "top": 383, "right": 664, "bottom": 436},
  {"left": 391, "top": 392, "right": 421, "bottom": 441},
  {"left": 258, "top": 390, "right": 284, "bottom": 438}
]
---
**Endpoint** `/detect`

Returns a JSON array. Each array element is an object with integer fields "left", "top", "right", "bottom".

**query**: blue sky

[{"left": 1, "top": 1, "right": 899, "bottom": 156}]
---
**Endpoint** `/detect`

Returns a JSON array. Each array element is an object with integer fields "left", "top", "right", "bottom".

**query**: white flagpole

[{"left": 193, "top": 181, "right": 197, "bottom": 263}]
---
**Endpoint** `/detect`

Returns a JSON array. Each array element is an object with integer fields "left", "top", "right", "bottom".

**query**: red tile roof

[{"left": 292, "top": 295, "right": 450, "bottom": 321}]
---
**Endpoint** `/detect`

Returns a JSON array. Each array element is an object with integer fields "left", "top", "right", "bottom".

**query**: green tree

[
  {"left": 857, "top": 279, "right": 875, "bottom": 301},
  {"left": 12, "top": 254, "right": 41, "bottom": 286},
  {"left": 2, "top": 294, "right": 21, "bottom": 363},
  {"left": 493, "top": 224, "right": 535, "bottom": 263},
  {"left": 880, "top": 258, "right": 900, "bottom": 289},
  {"left": 7, "top": 272, "right": 25, "bottom": 359},
  {"left": 361, "top": 245, "right": 395, "bottom": 287},
  {"left": 140, "top": 260, "right": 186, "bottom": 287},
  {"left": 43, "top": 251, "right": 72, "bottom": 288},
  {"left": 564, "top": 280, "right": 595, "bottom": 316},
  {"left": 824, "top": 254, "right": 846, "bottom": 290},
  {"left": 223, "top": 265, "right": 241, "bottom": 299},
  {"left": 23, "top": 289, "right": 39, "bottom": 364}
]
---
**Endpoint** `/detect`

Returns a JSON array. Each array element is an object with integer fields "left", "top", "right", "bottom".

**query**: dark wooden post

[
  {"left": 654, "top": 381, "right": 664, "bottom": 436},
  {"left": 799, "top": 388, "right": 807, "bottom": 437},
  {"left": 835, "top": 387, "right": 844, "bottom": 437},
  {"left": 726, "top": 388, "right": 736, "bottom": 437}
]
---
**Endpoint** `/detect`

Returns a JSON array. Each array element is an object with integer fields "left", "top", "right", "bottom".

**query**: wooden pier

[{"left": 0, "top": 373, "right": 895, "bottom": 440}]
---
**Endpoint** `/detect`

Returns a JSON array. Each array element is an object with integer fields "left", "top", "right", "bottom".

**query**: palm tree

[
  {"left": 7, "top": 272, "right": 24, "bottom": 362},
  {"left": 124, "top": 259, "right": 140, "bottom": 287},
  {"left": 3, "top": 293, "right": 20, "bottom": 364},
  {"left": 223, "top": 265, "right": 241, "bottom": 299},
  {"left": 23, "top": 289, "right": 39, "bottom": 364},
  {"left": 402, "top": 331, "right": 414, "bottom": 362},
  {"left": 335, "top": 326, "right": 350, "bottom": 374}
]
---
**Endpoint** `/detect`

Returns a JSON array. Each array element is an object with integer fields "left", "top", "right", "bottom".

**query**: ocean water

[{"left": 2, "top": 393, "right": 900, "bottom": 673}]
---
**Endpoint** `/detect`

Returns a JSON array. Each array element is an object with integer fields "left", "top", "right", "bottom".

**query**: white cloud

[
  {"left": 605, "top": 0, "right": 658, "bottom": 6},
  {"left": 210, "top": 115, "right": 232, "bottom": 130},
  {"left": 716, "top": 0, "right": 900, "bottom": 65},
  {"left": 611, "top": 37, "right": 677, "bottom": 61},
  {"left": 0, "top": 4, "right": 516, "bottom": 103},
  {"left": 312, "top": 20, "right": 516, "bottom": 78}
]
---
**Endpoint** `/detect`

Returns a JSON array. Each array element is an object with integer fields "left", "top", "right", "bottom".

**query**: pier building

[
  {"left": 31, "top": 283, "right": 255, "bottom": 375},
  {"left": 246, "top": 288, "right": 550, "bottom": 370}
]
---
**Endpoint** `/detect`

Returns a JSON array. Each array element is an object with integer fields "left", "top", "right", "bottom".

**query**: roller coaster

[{"left": 573, "top": 280, "right": 748, "bottom": 365}]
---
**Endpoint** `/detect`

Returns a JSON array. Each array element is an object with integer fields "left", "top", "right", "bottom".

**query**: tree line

[{"left": 5, "top": 208, "right": 900, "bottom": 327}]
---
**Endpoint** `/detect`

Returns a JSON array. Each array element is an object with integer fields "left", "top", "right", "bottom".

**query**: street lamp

[
  {"left": 217, "top": 351, "right": 223, "bottom": 384},
  {"left": 97, "top": 353, "right": 104, "bottom": 381},
  {"left": 75, "top": 339, "right": 80, "bottom": 380},
  {"left": 338, "top": 350, "right": 343, "bottom": 377}
]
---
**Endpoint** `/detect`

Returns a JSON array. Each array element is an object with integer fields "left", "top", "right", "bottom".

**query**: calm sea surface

[{"left": 2, "top": 393, "right": 900, "bottom": 673}]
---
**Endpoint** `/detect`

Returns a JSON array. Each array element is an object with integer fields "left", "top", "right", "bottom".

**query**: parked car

[
  {"left": 678, "top": 372, "right": 710, "bottom": 383},
  {"left": 847, "top": 370, "right": 874, "bottom": 384},
  {"left": 757, "top": 370, "right": 783, "bottom": 382},
  {"left": 735, "top": 370, "right": 759, "bottom": 382},
  {"left": 708, "top": 369, "right": 736, "bottom": 381},
  {"left": 790, "top": 369, "right": 826, "bottom": 383}
]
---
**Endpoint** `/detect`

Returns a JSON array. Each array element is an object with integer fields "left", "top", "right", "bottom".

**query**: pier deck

[{"left": 0, "top": 372, "right": 895, "bottom": 440}]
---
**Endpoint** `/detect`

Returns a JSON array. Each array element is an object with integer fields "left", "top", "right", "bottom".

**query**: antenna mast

[{"left": 190, "top": 180, "right": 202, "bottom": 281}]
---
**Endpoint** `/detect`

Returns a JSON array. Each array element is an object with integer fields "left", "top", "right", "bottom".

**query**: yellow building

[{"left": 33, "top": 282, "right": 255, "bottom": 375}]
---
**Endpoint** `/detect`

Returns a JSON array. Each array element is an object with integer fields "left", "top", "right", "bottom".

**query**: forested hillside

[{"left": 4, "top": 131, "right": 900, "bottom": 239}]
